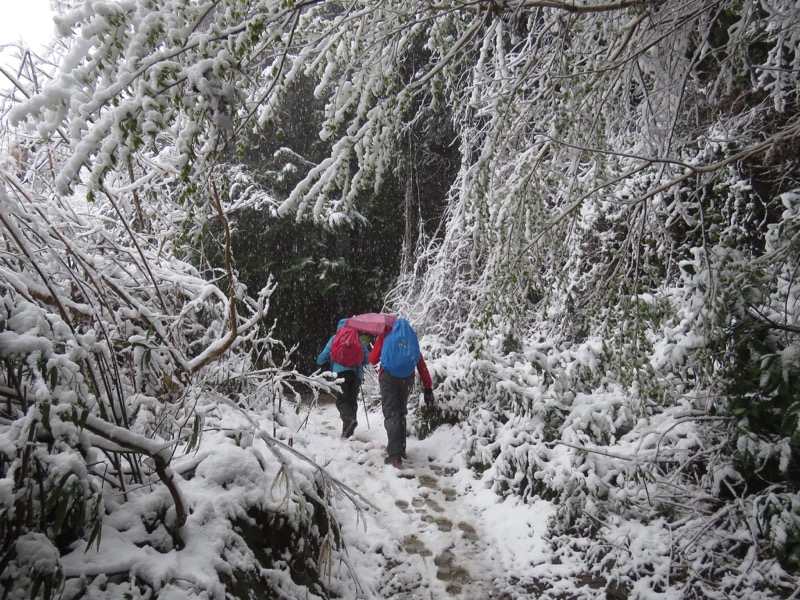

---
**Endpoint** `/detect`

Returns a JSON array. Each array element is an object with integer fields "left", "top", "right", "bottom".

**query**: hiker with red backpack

[
  {"left": 369, "top": 318, "right": 435, "bottom": 468},
  {"left": 317, "top": 318, "right": 371, "bottom": 438}
]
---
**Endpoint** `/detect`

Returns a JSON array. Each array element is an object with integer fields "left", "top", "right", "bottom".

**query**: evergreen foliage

[{"left": 203, "top": 72, "right": 454, "bottom": 372}]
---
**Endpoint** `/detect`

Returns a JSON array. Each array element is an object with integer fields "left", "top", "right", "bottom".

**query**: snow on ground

[
  {"left": 44, "top": 376, "right": 556, "bottom": 600},
  {"left": 293, "top": 390, "right": 556, "bottom": 599}
]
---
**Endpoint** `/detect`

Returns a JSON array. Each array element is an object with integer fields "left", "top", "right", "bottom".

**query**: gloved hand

[{"left": 424, "top": 388, "right": 435, "bottom": 405}]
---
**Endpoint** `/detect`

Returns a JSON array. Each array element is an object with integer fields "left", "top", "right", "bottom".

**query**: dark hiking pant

[
  {"left": 336, "top": 370, "right": 359, "bottom": 430},
  {"left": 379, "top": 371, "right": 414, "bottom": 459}
]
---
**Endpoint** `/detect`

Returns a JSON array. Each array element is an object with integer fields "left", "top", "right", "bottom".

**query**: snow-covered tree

[
  {"left": 0, "top": 6, "right": 345, "bottom": 596},
  {"left": 3, "top": 0, "right": 800, "bottom": 598}
]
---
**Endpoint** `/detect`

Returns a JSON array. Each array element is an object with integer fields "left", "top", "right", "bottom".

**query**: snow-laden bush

[
  {"left": 0, "top": 166, "right": 344, "bottom": 597},
  {"left": 386, "top": 1, "right": 800, "bottom": 595}
]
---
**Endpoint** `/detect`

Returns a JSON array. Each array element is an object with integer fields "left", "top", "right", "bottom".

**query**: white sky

[{"left": 0, "top": 0, "right": 55, "bottom": 51}]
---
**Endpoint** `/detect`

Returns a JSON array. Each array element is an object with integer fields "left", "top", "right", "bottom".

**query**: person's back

[
  {"left": 369, "top": 318, "right": 435, "bottom": 467},
  {"left": 330, "top": 325, "right": 365, "bottom": 368},
  {"left": 380, "top": 319, "right": 420, "bottom": 378},
  {"left": 318, "top": 318, "right": 369, "bottom": 438}
]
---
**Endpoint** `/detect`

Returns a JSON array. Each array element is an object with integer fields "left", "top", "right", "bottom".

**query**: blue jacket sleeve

[{"left": 317, "top": 336, "right": 334, "bottom": 365}]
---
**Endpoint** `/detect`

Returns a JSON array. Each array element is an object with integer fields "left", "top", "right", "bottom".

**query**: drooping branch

[
  {"left": 81, "top": 413, "right": 187, "bottom": 546},
  {"left": 425, "top": 0, "right": 649, "bottom": 14},
  {"left": 183, "top": 182, "right": 247, "bottom": 374}
]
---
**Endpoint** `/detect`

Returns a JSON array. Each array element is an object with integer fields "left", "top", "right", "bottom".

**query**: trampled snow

[
  {"left": 51, "top": 377, "right": 557, "bottom": 599},
  {"left": 295, "top": 387, "right": 556, "bottom": 598}
]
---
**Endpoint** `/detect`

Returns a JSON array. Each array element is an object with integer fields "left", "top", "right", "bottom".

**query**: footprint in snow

[
  {"left": 402, "top": 534, "right": 432, "bottom": 557},
  {"left": 375, "top": 460, "right": 500, "bottom": 598}
]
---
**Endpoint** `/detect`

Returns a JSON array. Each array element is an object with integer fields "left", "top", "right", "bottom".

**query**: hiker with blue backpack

[
  {"left": 369, "top": 318, "right": 435, "bottom": 468},
  {"left": 317, "top": 318, "right": 371, "bottom": 438}
]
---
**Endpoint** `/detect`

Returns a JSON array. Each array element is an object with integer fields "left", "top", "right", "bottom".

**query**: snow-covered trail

[{"left": 292, "top": 393, "right": 555, "bottom": 599}]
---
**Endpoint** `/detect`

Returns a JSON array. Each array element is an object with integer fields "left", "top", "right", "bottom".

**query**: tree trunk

[{"left": 402, "top": 142, "right": 416, "bottom": 273}]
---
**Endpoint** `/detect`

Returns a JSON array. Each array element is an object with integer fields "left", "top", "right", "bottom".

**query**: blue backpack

[{"left": 381, "top": 318, "right": 420, "bottom": 378}]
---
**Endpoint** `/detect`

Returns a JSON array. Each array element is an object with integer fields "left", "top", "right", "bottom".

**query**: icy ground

[{"left": 295, "top": 391, "right": 556, "bottom": 599}]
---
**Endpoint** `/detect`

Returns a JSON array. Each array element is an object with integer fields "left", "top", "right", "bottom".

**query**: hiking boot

[
  {"left": 342, "top": 420, "right": 357, "bottom": 438},
  {"left": 384, "top": 455, "right": 402, "bottom": 468}
]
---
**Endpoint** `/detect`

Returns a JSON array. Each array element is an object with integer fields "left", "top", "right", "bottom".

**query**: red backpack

[{"left": 330, "top": 326, "right": 365, "bottom": 367}]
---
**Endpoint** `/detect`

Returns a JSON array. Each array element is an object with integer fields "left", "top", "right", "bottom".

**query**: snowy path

[{"left": 294, "top": 395, "right": 555, "bottom": 599}]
